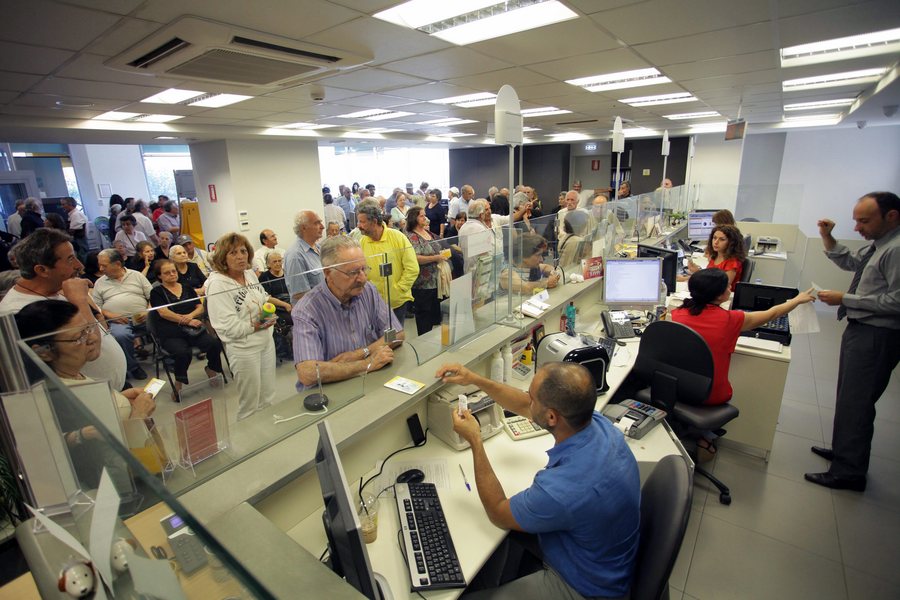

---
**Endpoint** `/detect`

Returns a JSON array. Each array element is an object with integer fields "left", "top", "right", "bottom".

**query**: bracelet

[{"left": 361, "top": 346, "right": 370, "bottom": 360}]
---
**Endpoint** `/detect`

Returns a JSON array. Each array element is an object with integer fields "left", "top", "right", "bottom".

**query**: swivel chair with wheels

[
  {"left": 628, "top": 320, "right": 739, "bottom": 505},
  {"left": 631, "top": 455, "right": 693, "bottom": 600},
  {"left": 739, "top": 256, "right": 754, "bottom": 282}
]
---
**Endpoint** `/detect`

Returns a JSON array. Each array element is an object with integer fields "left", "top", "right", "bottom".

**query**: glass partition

[{"left": 7, "top": 333, "right": 271, "bottom": 599}]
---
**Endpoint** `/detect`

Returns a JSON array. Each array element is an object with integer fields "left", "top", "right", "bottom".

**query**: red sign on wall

[
  {"left": 591, "top": 160, "right": 600, "bottom": 171},
  {"left": 208, "top": 184, "right": 217, "bottom": 203}
]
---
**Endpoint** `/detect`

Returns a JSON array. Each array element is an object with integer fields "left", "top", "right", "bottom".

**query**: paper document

[
  {"left": 736, "top": 337, "right": 783, "bottom": 353},
  {"left": 379, "top": 459, "right": 451, "bottom": 492},
  {"left": 789, "top": 301, "right": 820, "bottom": 334}
]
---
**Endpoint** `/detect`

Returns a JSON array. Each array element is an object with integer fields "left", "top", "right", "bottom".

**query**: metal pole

[
  {"left": 503, "top": 145, "right": 516, "bottom": 322},
  {"left": 614, "top": 152, "right": 622, "bottom": 202}
]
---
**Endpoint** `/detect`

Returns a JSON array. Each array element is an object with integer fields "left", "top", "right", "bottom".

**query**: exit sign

[{"left": 584, "top": 143, "right": 597, "bottom": 151}]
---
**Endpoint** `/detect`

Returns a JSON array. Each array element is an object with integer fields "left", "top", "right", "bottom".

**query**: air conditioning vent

[
  {"left": 167, "top": 49, "right": 318, "bottom": 85},
  {"left": 106, "top": 16, "right": 371, "bottom": 89},
  {"left": 128, "top": 37, "right": 191, "bottom": 69},
  {"left": 231, "top": 36, "right": 340, "bottom": 63}
]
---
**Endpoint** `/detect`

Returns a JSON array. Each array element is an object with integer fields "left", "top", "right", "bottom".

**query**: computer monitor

[
  {"left": 315, "top": 421, "right": 384, "bottom": 600},
  {"left": 688, "top": 211, "right": 716, "bottom": 239},
  {"left": 603, "top": 258, "right": 662, "bottom": 307},
  {"left": 637, "top": 244, "right": 677, "bottom": 296}
]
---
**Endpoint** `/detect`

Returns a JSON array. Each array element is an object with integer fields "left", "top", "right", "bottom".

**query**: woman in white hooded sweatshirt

[{"left": 206, "top": 233, "right": 277, "bottom": 420}]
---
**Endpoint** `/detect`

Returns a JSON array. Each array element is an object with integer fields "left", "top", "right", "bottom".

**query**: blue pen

[{"left": 459, "top": 464, "right": 471, "bottom": 492}]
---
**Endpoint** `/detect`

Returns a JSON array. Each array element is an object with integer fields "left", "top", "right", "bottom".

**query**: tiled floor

[{"left": 670, "top": 309, "right": 900, "bottom": 600}]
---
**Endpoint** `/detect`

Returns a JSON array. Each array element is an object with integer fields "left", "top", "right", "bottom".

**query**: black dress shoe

[
  {"left": 804, "top": 471, "right": 866, "bottom": 492},
  {"left": 130, "top": 366, "right": 148, "bottom": 380},
  {"left": 811, "top": 446, "right": 834, "bottom": 461}
]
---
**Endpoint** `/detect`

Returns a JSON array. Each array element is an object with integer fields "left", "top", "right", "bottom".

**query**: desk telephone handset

[{"left": 601, "top": 310, "right": 636, "bottom": 340}]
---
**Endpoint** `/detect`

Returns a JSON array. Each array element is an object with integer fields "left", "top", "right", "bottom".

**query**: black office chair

[
  {"left": 628, "top": 320, "right": 739, "bottom": 505},
  {"left": 146, "top": 310, "right": 180, "bottom": 400},
  {"left": 742, "top": 234, "right": 752, "bottom": 256},
  {"left": 631, "top": 455, "right": 693, "bottom": 600},
  {"left": 740, "top": 256, "right": 754, "bottom": 282}
]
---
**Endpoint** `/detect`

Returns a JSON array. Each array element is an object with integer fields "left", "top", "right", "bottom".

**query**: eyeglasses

[
  {"left": 55, "top": 328, "right": 93, "bottom": 345},
  {"left": 332, "top": 265, "right": 371, "bottom": 278}
]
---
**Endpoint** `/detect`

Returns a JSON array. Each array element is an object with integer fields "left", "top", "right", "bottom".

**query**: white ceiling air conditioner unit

[{"left": 105, "top": 16, "right": 371, "bottom": 88}]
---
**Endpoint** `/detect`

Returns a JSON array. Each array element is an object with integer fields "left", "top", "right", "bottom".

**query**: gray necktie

[{"left": 837, "top": 244, "right": 875, "bottom": 320}]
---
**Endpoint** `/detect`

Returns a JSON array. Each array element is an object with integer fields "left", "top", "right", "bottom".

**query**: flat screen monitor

[
  {"left": 688, "top": 211, "right": 716, "bottom": 239},
  {"left": 315, "top": 421, "right": 383, "bottom": 600},
  {"left": 603, "top": 258, "right": 662, "bottom": 307},
  {"left": 637, "top": 244, "right": 677, "bottom": 296}
]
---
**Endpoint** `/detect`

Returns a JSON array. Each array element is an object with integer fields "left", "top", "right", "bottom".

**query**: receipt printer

[
  {"left": 601, "top": 400, "right": 667, "bottom": 439},
  {"left": 428, "top": 383, "right": 504, "bottom": 451},
  {"left": 535, "top": 332, "right": 610, "bottom": 394}
]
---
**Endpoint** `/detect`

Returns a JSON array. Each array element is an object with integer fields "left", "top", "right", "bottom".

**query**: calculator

[{"left": 503, "top": 415, "right": 550, "bottom": 440}]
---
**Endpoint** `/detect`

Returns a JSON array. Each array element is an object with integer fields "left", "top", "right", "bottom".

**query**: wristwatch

[{"left": 361, "top": 346, "right": 370, "bottom": 359}]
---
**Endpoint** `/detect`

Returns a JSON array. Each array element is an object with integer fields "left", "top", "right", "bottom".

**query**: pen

[{"left": 458, "top": 464, "right": 471, "bottom": 492}]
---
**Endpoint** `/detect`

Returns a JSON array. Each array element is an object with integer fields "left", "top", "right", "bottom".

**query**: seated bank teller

[
  {"left": 686, "top": 224, "right": 746, "bottom": 291},
  {"left": 671, "top": 269, "right": 815, "bottom": 407},
  {"left": 292, "top": 236, "right": 404, "bottom": 390},
  {"left": 436, "top": 361, "right": 639, "bottom": 600},
  {"left": 499, "top": 232, "right": 561, "bottom": 295}
]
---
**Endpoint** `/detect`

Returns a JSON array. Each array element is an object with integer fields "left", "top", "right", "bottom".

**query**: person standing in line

[
  {"left": 59, "top": 197, "right": 88, "bottom": 262},
  {"left": 805, "top": 191, "right": 900, "bottom": 491}
]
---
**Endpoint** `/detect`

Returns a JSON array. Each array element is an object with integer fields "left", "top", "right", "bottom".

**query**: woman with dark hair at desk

[
  {"left": 687, "top": 224, "right": 746, "bottom": 291},
  {"left": 671, "top": 270, "right": 815, "bottom": 457}
]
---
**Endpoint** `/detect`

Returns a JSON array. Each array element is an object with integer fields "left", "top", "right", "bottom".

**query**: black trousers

[
  {"left": 161, "top": 332, "right": 224, "bottom": 384},
  {"left": 412, "top": 287, "right": 442, "bottom": 336},
  {"left": 830, "top": 321, "right": 900, "bottom": 478}
]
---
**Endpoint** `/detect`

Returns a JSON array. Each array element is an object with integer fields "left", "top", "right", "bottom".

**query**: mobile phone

[{"left": 143, "top": 378, "right": 166, "bottom": 398}]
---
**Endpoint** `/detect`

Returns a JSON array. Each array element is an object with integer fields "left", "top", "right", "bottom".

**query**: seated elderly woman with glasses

[{"left": 292, "top": 235, "right": 404, "bottom": 390}]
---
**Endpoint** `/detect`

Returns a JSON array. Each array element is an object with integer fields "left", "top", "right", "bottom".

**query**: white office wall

[
  {"left": 688, "top": 133, "right": 745, "bottom": 211},
  {"left": 736, "top": 132, "right": 787, "bottom": 221},
  {"left": 68, "top": 144, "right": 151, "bottom": 221},
  {"left": 776, "top": 124, "right": 900, "bottom": 238},
  {"left": 190, "top": 139, "right": 322, "bottom": 247}
]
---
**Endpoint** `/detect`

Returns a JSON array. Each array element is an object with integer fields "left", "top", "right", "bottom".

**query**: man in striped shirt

[{"left": 292, "top": 236, "right": 404, "bottom": 390}]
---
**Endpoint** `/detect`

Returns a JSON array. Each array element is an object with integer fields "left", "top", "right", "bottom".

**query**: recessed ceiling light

[
  {"left": 521, "top": 107, "right": 572, "bottom": 117},
  {"left": 779, "top": 114, "right": 843, "bottom": 127},
  {"left": 93, "top": 111, "right": 141, "bottom": 121},
  {"left": 336, "top": 109, "right": 415, "bottom": 120},
  {"left": 431, "top": 92, "right": 497, "bottom": 107},
  {"left": 343, "top": 132, "right": 386, "bottom": 139},
  {"left": 356, "top": 127, "right": 402, "bottom": 133},
  {"left": 547, "top": 132, "right": 588, "bottom": 141},
  {"left": 434, "top": 132, "right": 476, "bottom": 137},
  {"left": 566, "top": 68, "right": 671, "bottom": 92},
  {"left": 154, "top": 136, "right": 180, "bottom": 140},
  {"left": 133, "top": 114, "right": 184, "bottom": 123},
  {"left": 141, "top": 88, "right": 205, "bottom": 104},
  {"left": 375, "top": 0, "right": 578, "bottom": 46},
  {"left": 621, "top": 127, "right": 660, "bottom": 137},
  {"left": 278, "top": 122, "right": 337, "bottom": 130},
  {"left": 780, "top": 27, "right": 900, "bottom": 68},
  {"left": 418, "top": 117, "right": 478, "bottom": 126},
  {"left": 188, "top": 94, "right": 253, "bottom": 108},
  {"left": 54, "top": 100, "right": 95, "bottom": 108},
  {"left": 687, "top": 121, "right": 729, "bottom": 134},
  {"left": 782, "top": 68, "right": 886, "bottom": 91},
  {"left": 784, "top": 98, "right": 856, "bottom": 111},
  {"left": 522, "top": 126, "right": 541, "bottom": 131},
  {"left": 620, "top": 92, "right": 697, "bottom": 107},
  {"left": 664, "top": 111, "right": 721, "bottom": 120}
]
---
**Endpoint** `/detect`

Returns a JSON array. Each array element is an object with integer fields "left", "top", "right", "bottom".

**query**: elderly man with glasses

[{"left": 292, "top": 236, "right": 404, "bottom": 390}]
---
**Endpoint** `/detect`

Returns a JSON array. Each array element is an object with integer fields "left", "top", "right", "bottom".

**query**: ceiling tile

[
  {"left": 30, "top": 77, "right": 162, "bottom": 102},
  {"left": 468, "top": 19, "right": 619, "bottom": 66},
  {"left": 0, "top": 91, "right": 20, "bottom": 104},
  {"left": 0, "top": 72, "right": 44, "bottom": 92},
  {"left": 382, "top": 47, "right": 513, "bottom": 81},
  {"left": 266, "top": 85, "right": 363, "bottom": 102},
  {"left": 516, "top": 82, "right": 581, "bottom": 101},
  {"left": 83, "top": 18, "right": 166, "bottom": 58},
  {"left": 12, "top": 93, "right": 125, "bottom": 112},
  {"left": 387, "top": 82, "right": 481, "bottom": 102},
  {"left": 0, "top": 0, "right": 121, "bottom": 51},
  {"left": 336, "top": 94, "right": 419, "bottom": 109},
  {"left": 317, "top": 68, "right": 430, "bottom": 93},
  {"left": 0, "top": 42, "right": 74, "bottom": 75},
  {"left": 635, "top": 23, "right": 775, "bottom": 65},
  {"left": 446, "top": 68, "right": 555, "bottom": 92},
  {"left": 682, "top": 69, "right": 783, "bottom": 91},
  {"left": 777, "top": 0, "right": 900, "bottom": 46},
  {"left": 566, "top": 0, "right": 649, "bottom": 15},
  {"left": 55, "top": 54, "right": 185, "bottom": 88},
  {"left": 52, "top": 0, "right": 146, "bottom": 14},
  {"left": 527, "top": 48, "right": 651, "bottom": 80},
  {"left": 662, "top": 51, "right": 779, "bottom": 81}
]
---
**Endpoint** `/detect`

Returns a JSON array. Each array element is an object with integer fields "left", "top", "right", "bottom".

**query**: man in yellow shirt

[{"left": 356, "top": 200, "right": 420, "bottom": 323}]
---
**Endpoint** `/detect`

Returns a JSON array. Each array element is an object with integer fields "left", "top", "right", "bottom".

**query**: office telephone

[
  {"left": 601, "top": 400, "right": 667, "bottom": 439},
  {"left": 160, "top": 513, "right": 208, "bottom": 575},
  {"left": 601, "top": 310, "right": 636, "bottom": 340}
]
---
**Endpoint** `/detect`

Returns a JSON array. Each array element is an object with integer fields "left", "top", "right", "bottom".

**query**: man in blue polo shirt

[{"left": 436, "top": 361, "right": 639, "bottom": 600}]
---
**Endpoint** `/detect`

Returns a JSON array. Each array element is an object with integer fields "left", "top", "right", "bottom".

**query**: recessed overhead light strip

[
  {"left": 566, "top": 68, "right": 671, "bottom": 92},
  {"left": 783, "top": 99, "right": 856, "bottom": 111},
  {"left": 664, "top": 111, "right": 720, "bottom": 120},
  {"left": 620, "top": 92, "right": 698, "bottom": 107},
  {"left": 782, "top": 68, "right": 886, "bottom": 91},
  {"left": 336, "top": 109, "right": 415, "bottom": 120},
  {"left": 780, "top": 27, "right": 900, "bottom": 67}
]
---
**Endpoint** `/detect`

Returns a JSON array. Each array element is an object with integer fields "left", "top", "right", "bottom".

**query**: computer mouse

[
  {"left": 303, "top": 393, "right": 329, "bottom": 412},
  {"left": 396, "top": 468, "right": 425, "bottom": 485}
]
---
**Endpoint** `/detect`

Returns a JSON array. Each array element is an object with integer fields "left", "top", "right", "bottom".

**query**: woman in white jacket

[{"left": 206, "top": 233, "right": 277, "bottom": 420}]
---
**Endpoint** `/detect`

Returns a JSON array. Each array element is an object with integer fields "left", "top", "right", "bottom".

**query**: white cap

[{"left": 449, "top": 186, "right": 459, "bottom": 195}]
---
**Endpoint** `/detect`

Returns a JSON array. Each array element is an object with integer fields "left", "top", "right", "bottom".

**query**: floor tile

[
  {"left": 871, "top": 418, "right": 900, "bottom": 462},
  {"left": 669, "top": 509, "right": 702, "bottom": 592},
  {"left": 668, "top": 585, "right": 684, "bottom": 600},
  {"left": 845, "top": 567, "right": 900, "bottom": 600},
  {"left": 816, "top": 384, "right": 837, "bottom": 409},
  {"left": 704, "top": 460, "right": 841, "bottom": 561},
  {"left": 684, "top": 515, "right": 846, "bottom": 600},
  {"left": 776, "top": 399, "right": 824, "bottom": 441},
  {"left": 861, "top": 455, "right": 900, "bottom": 513},
  {"left": 716, "top": 431, "right": 830, "bottom": 484},
  {"left": 820, "top": 407, "right": 835, "bottom": 443},
  {"left": 833, "top": 495, "right": 900, "bottom": 586},
  {"left": 783, "top": 373, "right": 817, "bottom": 402}
]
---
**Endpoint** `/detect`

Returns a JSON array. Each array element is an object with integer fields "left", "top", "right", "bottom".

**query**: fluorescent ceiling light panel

[
  {"left": 154, "top": 136, "right": 180, "bottom": 140},
  {"left": 336, "top": 109, "right": 414, "bottom": 120},
  {"left": 688, "top": 121, "right": 728, "bottom": 134},
  {"left": 784, "top": 99, "right": 855, "bottom": 111},
  {"left": 418, "top": 117, "right": 478, "bottom": 126},
  {"left": 521, "top": 107, "right": 571, "bottom": 117},
  {"left": 133, "top": 114, "right": 183, "bottom": 123},
  {"left": 356, "top": 127, "right": 402, "bottom": 133},
  {"left": 188, "top": 94, "right": 253, "bottom": 107},
  {"left": 780, "top": 27, "right": 900, "bottom": 67},
  {"left": 374, "top": 0, "right": 497, "bottom": 29},
  {"left": 522, "top": 126, "right": 541, "bottom": 131},
  {"left": 280, "top": 122, "right": 336, "bottom": 130},
  {"left": 620, "top": 92, "right": 697, "bottom": 107},
  {"left": 782, "top": 68, "right": 886, "bottom": 91},
  {"left": 664, "top": 111, "right": 721, "bottom": 120},
  {"left": 343, "top": 132, "right": 386, "bottom": 139},
  {"left": 434, "top": 132, "right": 476, "bottom": 137},
  {"left": 547, "top": 132, "right": 588, "bottom": 141},
  {"left": 93, "top": 111, "right": 141, "bottom": 121},
  {"left": 431, "top": 92, "right": 497, "bottom": 106},
  {"left": 779, "top": 114, "right": 842, "bottom": 127},
  {"left": 566, "top": 68, "right": 671, "bottom": 92},
  {"left": 621, "top": 127, "right": 660, "bottom": 137},
  {"left": 141, "top": 88, "right": 205, "bottom": 104}
]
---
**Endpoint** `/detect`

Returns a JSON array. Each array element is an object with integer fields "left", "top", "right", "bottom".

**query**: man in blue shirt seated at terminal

[{"left": 436, "top": 361, "right": 639, "bottom": 600}]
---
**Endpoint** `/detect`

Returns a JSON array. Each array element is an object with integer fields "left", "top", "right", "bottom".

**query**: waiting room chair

[
  {"left": 629, "top": 320, "right": 739, "bottom": 505},
  {"left": 740, "top": 256, "right": 754, "bottom": 282},
  {"left": 631, "top": 454, "right": 693, "bottom": 600},
  {"left": 146, "top": 310, "right": 180, "bottom": 400}
]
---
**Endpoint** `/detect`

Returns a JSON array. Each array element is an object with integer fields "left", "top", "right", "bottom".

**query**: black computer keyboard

[
  {"left": 395, "top": 482, "right": 465, "bottom": 592},
  {"left": 761, "top": 314, "right": 789, "bottom": 332}
]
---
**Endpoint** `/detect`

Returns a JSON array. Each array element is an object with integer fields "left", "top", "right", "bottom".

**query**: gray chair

[
  {"left": 631, "top": 455, "right": 693, "bottom": 600},
  {"left": 740, "top": 256, "right": 754, "bottom": 282}
]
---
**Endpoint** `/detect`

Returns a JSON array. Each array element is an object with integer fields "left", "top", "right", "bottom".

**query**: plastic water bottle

[
  {"left": 659, "top": 279, "right": 668, "bottom": 305},
  {"left": 502, "top": 345, "right": 513, "bottom": 383},
  {"left": 490, "top": 350, "right": 503, "bottom": 381},
  {"left": 754, "top": 278, "right": 762, "bottom": 285},
  {"left": 565, "top": 302, "right": 576, "bottom": 336}
]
